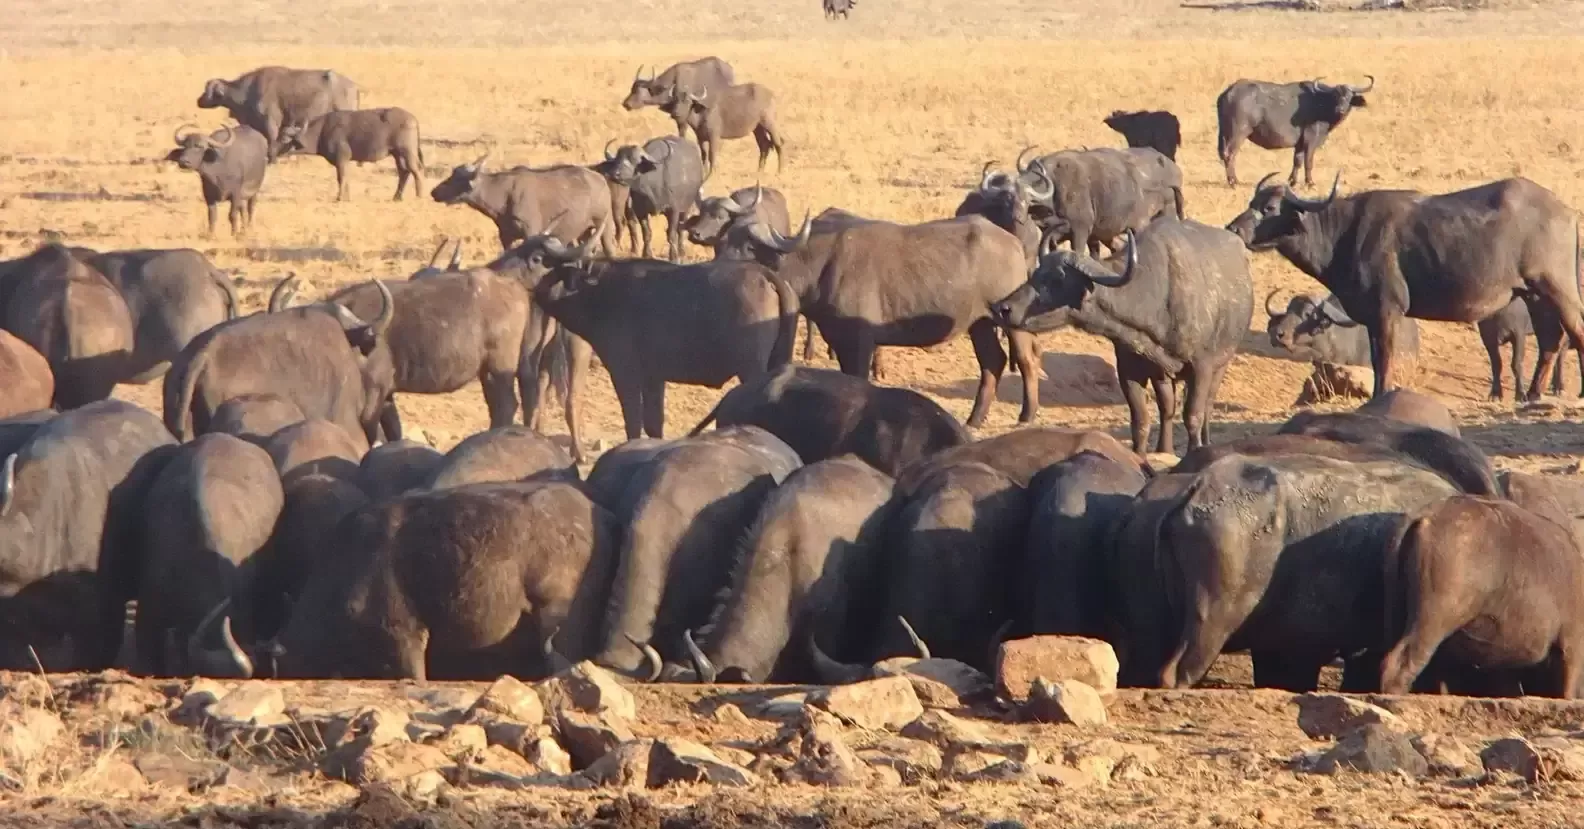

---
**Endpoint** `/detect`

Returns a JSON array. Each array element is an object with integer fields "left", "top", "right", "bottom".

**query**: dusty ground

[{"left": 6, "top": 0, "right": 1584, "bottom": 824}]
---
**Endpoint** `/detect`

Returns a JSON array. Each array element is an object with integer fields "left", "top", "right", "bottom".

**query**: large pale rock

[
  {"left": 1482, "top": 737, "right": 1584, "bottom": 783},
  {"left": 1024, "top": 679, "right": 1107, "bottom": 728},
  {"left": 1296, "top": 694, "right": 1404, "bottom": 740},
  {"left": 435, "top": 723, "right": 489, "bottom": 759},
  {"left": 581, "top": 739, "right": 654, "bottom": 787},
  {"left": 1411, "top": 734, "right": 1480, "bottom": 778},
  {"left": 528, "top": 736, "right": 573, "bottom": 776},
  {"left": 647, "top": 738, "right": 757, "bottom": 787},
  {"left": 557, "top": 709, "right": 634, "bottom": 769},
  {"left": 996, "top": 636, "right": 1118, "bottom": 700},
  {"left": 900, "top": 710, "right": 992, "bottom": 748},
  {"left": 873, "top": 657, "right": 992, "bottom": 708},
  {"left": 466, "top": 675, "right": 544, "bottom": 726},
  {"left": 537, "top": 662, "right": 635, "bottom": 720},
  {"left": 810, "top": 676, "right": 923, "bottom": 730},
  {"left": 1309, "top": 724, "right": 1427, "bottom": 776},
  {"left": 857, "top": 738, "right": 943, "bottom": 783},
  {"left": 321, "top": 738, "right": 452, "bottom": 785},
  {"left": 207, "top": 681, "right": 285, "bottom": 726}
]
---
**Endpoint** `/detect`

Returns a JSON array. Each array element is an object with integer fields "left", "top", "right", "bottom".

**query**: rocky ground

[{"left": 3, "top": 640, "right": 1583, "bottom": 828}]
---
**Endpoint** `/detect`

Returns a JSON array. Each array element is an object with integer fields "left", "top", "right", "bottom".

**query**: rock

[
  {"left": 1034, "top": 761, "right": 1103, "bottom": 789},
  {"left": 466, "top": 675, "right": 544, "bottom": 726},
  {"left": 83, "top": 679, "right": 163, "bottom": 721},
  {"left": 711, "top": 703, "right": 750, "bottom": 727},
  {"left": 810, "top": 676, "right": 923, "bottom": 730},
  {"left": 321, "top": 738, "right": 452, "bottom": 785},
  {"left": 1531, "top": 737, "right": 1584, "bottom": 781},
  {"left": 1296, "top": 694, "right": 1404, "bottom": 740},
  {"left": 1410, "top": 734, "right": 1479, "bottom": 778},
  {"left": 752, "top": 693, "right": 808, "bottom": 721},
  {"left": 581, "top": 739, "right": 653, "bottom": 787},
  {"left": 85, "top": 756, "right": 148, "bottom": 792},
  {"left": 557, "top": 709, "right": 634, "bottom": 770},
  {"left": 537, "top": 662, "right": 635, "bottom": 721},
  {"left": 996, "top": 636, "right": 1119, "bottom": 700},
  {"left": 173, "top": 678, "right": 228, "bottom": 724},
  {"left": 435, "top": 723, "right": 488, "bottom": 759},
  {"left": 1063, "top": 739, "right": 1160, "bottom": 780},
  {"left": 133, "top": 752, "right": 228, "bottom": 791},
  {"left": 453, "top": 745, "right": 539, "bottom": 787},
  {"left": 647, "top": 738, "right": 758, "bottom": 788},
  {"left": 1310, "top": 724, "right": 1428, "bottom": 776},
  {"left": 527, "top": 736, "right": 573, "bottom": 776},
  {"left": 779, "top": 708, "right": 872, "bottom": 787},
  {"left": 857, "top": 738, "right": 943, "bottom": 783},
  {"left": 1024, "top": 679, "right": 1107, "bottom": 728},
  {"left": 900, "top": 710, "right": 992, "bottom": 748},
  {"left": 1481, "top": 736, "right": 1584, "bottom": 783},
  {"left": 0, "top": 706, "right": 62, "bottom": 769},
  {"left": 410, "top": 687, "right": 479, "bottom": 712},
  {"left": 207, "top": 682, "right": 285, "bottom": 726},
  {"left": 328, "top": 707, "right": 411, "bottom": 750},
  {"left": 873, "top": 657, "right": 993, "bottom": 707},
  {"left": 945, "top": 748, "right": 1035, "bottom": 783},
  {"left": 480, "top": 719, "right": 536, "bottom": 754}
]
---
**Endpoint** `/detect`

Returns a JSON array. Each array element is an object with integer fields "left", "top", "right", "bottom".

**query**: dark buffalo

[
  {"left": 590, "top": 427, "right": 801, "bottom": 679},
  {"left": 426, "top": 426, "right": 577, "bottom": 489},
  {"left": 896, "top": 425, "right": 1149, "bottom": 495},
  {"left": 164, "top": 277, "right": 395, "bottom": 444},
  {"left": 687, "top": 364, "right": 968, "bottom": 476},
  {"left": 0, "top": 331, "right": 53, "bottom": 418},
  {"left": 167, "top": 124, "right": 270, "bottom": 236},
  {"left": 501, "top": 223, "right": 804, "bottom": 439},
  {"left": 252, "top": 472, "right": 368, "bottom": 640},
  {"left": 686, "top": 457, "right": 894, "bottom": 683},
  {"left": 1355, "top": 389, "right": 1459, "bottom": 436},
  {"left": 622, "top": 59, "right": 737, "bottom": 121},
  {"left": 1227, "top": 175, "right": 1583, "bottom": 400},
  {"left": 357, "top": 440, "right": 444, "bottom": 502},
  {"left": 1477, "top": 296, "right": 1577, "bottom": 400},
  {"left": 274, "top": 107, "right": 425, "bottom": 201},
  {"left": 137, "top": 433, "right": 284, "bottom": 678},
  {"left": 992, "top": 221, "right": 1254, "bottom": 455},
  {"left": 582, "top": 437, "right": 676, "bottom": 510},
  {"left": 1104, "top": 110, "right": 1181, "bottom": 161},
  {"left": 1173, "top": 432, "right": 1448, "bottom": 477},
  {"left": 1263, "top": 290, "right": 1420, "bottom": 368},
  {"left": 264, "top": 418, "right": 367, "bottom": 482},
  {"left": 197, "top": 65, "right": 359, "bottom": 150},
  {"left": 660, "top": 83, "right": 784, "bottom": 178},
  {"left": 1, "top": 244, "right": 135, "bottom": 409},
  {"left": 1215, "top": 76, "right": 1373, "bottom": 187},
  {"left": 0, "top": 400, "right": 176, "bottom": 671},
  {"left": 1108, "top": 472, "right": 1198, "bottom": 685},
  {"left": 431, "top": 151, "right": 616, "bottom": 253},
  {"left": 0, "top": 410, "right": 55, "bottom": 460},
  {"left": 1381, "top": 496, "right": 1584, "bottom": 698},
  {"left": 208, "top": 393, "right": 307, "bottom": 446},
  {"left": 1011, "top": 146, "right": 1184, "bottom": 257},
  {"left": 1277, "top": 410, "right": 1499, "bottom": 496},
  {"left": 246, "top": 481, "right": 619, "bottom": 680},
  {"left": 594, "top": 136, "right": 704, "bottom": 262},
  {"left": 955, "top": 163, "right": 1045, "bottom": 266},
  {"left": 86, "top": 248, "right": 240, "bottom": 384},
  {"left": 684, "top": 185, "right": 790, "bottom": 253},
  {"left": 1138, "top": 452, "right": 1455, "bottom": 691}
]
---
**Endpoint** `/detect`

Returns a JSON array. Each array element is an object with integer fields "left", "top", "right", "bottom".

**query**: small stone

[
  {"left": 810, "top": 676, "right": 923, "bottom": 730},
  {"left": 1024, "top": 679, "right": 1107, "bottom": 728},
  {"left": 581, "top": 739, "right": 653, "bottom": 787},
  {"left": 0, "top": 706, "right": 62, "bottom": 768},
  {"left": 133, "top": 752, "right": 228, "bottom": 791},
  {"left": 779, "top": 708, "right": 872, "bottom": 787},
  {"left": 1481, "top": 736, "right": 1584, "bottom": 783},
  {"left": 537, "top": 662, "right": 635, "bottom": 721},
  {"left": 457, "top": 745, "right": 539, "bottom": 784},
  {"left": 466, "top": 675, "right": 544, "bottom": 726},
  {"left": 321, "top": 738, "right": 452, "bottom": 785},
  {"left": 330, "top": 707, "right": 411, "bottom": 749},
  {"left": 1296, "top": 694, "right": 1404, "bottom": 740},
  {"left": 436, "top": 723, "right": 488, "bottom": 759},
  {"left": 857, "top": 738, "right": 943, "bottom": 783},
  {"left": 712, "top": 703, "right": 750, "bottom": 727},
  {"left": 647, "top": 737, "right": 757, "bottom": 787},
  {"left": 207, "top": 682, "right": 285, "bottom": 726},
  {"left": 957, "top": 759, "right": 1036, "bottom": 783},
  {"left": 1530, "top": 737, "right": 1584, "bottom": 781},
  {"left": 557, "top": 709, "right": 634, "bottom": 770},
  {"left": 1311, "top": 724, "right": 1428, "bottom": 776},
  {"left": 86, "top": 756, "right": 148, "bottom": 792},
  {"left": 1034, "top": 761, "right": 1100, "bottom": 789},
  {"left": 527, "top": 736, "right": 573, "bottom": 776},
  {"left": 481, "top": 718, "right": 535, "bottom": 753},
  {"left": 900, "top": 710, "right": 992, "bottom": 748},
  {"left": 996, "top": 636, "right": 1119, "bottom": 700},
  {"left": 752, "top": 693, "right": 808, "bottom": 721},
  {"left": 1063, "top": 739, "right": 1160, "bottom": 779},
  {"left": 1411, "top": 734, "right": 1480, "bottom": 778}
]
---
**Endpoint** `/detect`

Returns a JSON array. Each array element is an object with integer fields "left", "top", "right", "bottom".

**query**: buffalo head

[
  {"left": 597, "top": 138, "right": 669, "bottom": 185},
  {"left": 1302, "top": 75, "right": 1374, "bottom": 119},
  {"left": 267, "top": 274, "right": 395, "bottom": 356},
  {"left": 684, "top": 184, "right": 764, "bottom": 247},
  {"left": 196, "top": 78, "right": 236, "bottom": 110},
  {"left": 991, "top": 229, "right": 1136, "bottom": 332},
  {"left": 1266, "top": 290, "right": 1357, "bottom": 354},
  {"left": 1225, "top": 171, "right": 1341, "bottom": 251},
  {"left": 167, "top": 123, "right": 235, "bottom": 170},
  {"left": 430, "top": 150, "right": 491, "bottom": 204},
  {"left": 498, "top": 222, "right": 605, "bottom": 293},
  {"left": 622, "top": 65, "right": 668, "bottom": 110},
  {"left": 718, "top": 211, "right": 811, "bottom": 270}
]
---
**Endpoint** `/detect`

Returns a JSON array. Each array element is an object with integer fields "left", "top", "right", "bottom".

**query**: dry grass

[{"left": 2, "top": 0, "right": 1584, "bottom": 454}]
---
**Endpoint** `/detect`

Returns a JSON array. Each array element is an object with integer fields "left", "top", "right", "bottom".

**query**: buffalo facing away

[
  {"left": 1104, "top": 110, "right": 1181, "bottom": 161},
  {"left": 1216, "top": 76, "right": 1373, "bottom": 187},
  {"left": 622, "top": 59, "right": 737, "bottom": 125},
  {"left": 1, "top": 244, "right": 135, "bottom": 409},
  {"left": 275, "top": 107, "right": 424, "bottom": 201},
  {"left": 1264, "top": 290, "right": 1420, "bottom": 368},
  {"left": 84, "top": 248, "right": 241, "bottom": 384},
  {"left": 993, "top": 221, "right": 1254, "bottom": 455},
  {"left": 1228, "top": 174, "right": 1584, "bottom": 399},
  {"left": 661, "top": 83, "right": 784, "bottom": 178},
  {"left": 197, "top": 65, "right": 359, "bottom": 152},
  {"left": 430, "top": 152, "right": 616, "bottom": 254},
  {"left": 167, "top": 124, "right": 269, "bottom": 237}
]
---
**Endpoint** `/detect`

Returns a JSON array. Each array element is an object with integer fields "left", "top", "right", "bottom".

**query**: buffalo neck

[
  {"left": 1274, "top": 206, "right": 1348, "bottom": 285},
  {"left": 1074, "top": 288, "right": 1187, "bottom": 375}
]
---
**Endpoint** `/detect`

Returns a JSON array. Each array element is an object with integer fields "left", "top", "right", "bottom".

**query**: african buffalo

[
  {"left": 824, "top": 0, "right": 857, "bottom": 18},
  {"left": 1, "top": 244, "right": 135, "bottom": 409},
  {"left": 252, "top": 472, "right": 368, "bottom": 640},
  {"left": 274, "top": 107, "right": 425, "bottom": 201},
  {"left": 137, "top": 433, "right": 284, "bottom": 678},
  {"left": 1171, "top": 432, "right": 1451, "bottom": 478},
  {"left": 426, "top": 426, "right": 577, "bottom": 489},
  {"left": 1263, "top": 290, "right": 1419, "bottom": 368},
  {"left": 431, "top": 151, "right": 616, "bottom": 253},
  {"left": 686, "top": 457, "right": 894, "bottom": 683},
  {"left": 622, "top": 59, "right": 737, "bottom": 122},
  {"left": 164, "top": 277, "right": 395, "bottom": 444},
  {"left": 264, "top": 418, "right": 367, "bottom": 482},
  {"left": 1216, "top": 76, "right": 1373, "bottom": 187},
  {"left": 0, "top": 399, "right": 176, "bottom": 671},
  {"left": 684, "top": 185, "right": 790, "bottom": 253},
  {"left": 582, "top": 437, "right": 675, "bottom": 510},
  {"left": 1477, "top": 296, "right": 1577, "bottom": 400},
  {"left": 0, "top": 331, "right": 53, "bottom": 418},
  {"left": 955, "top": 163, "right": 1044, "bottom": 266},
  {"left": 197, "top": 65, "right": 359, "bottom": 150},
  {"left": 86, "top": 248, "right": 240, "bottom": 384},
  {"left": 1277, "top": 410, "right": 1499, "bottom": 495},
  {"left": 1355, "top": 389, "right": 1459, "bottom": 436},
  {"left": 992, "top": 221, "right": 1254, "bottom": 455},
  {"left": 167, "top": 124, "right": 269, "bottom": 236},
  {"left": 593, "top": 136, "right": 704, "bottom": 262},
  {"left": 356, "top": 440, "right": 443, "bottom": 502},
  {"left": 688, "top": 364, "right": 967, "bottom": 475},
  {"left": 1381, "top": 496, "right": 1584, "bottom": 698},
  {"left": 412, "top": 239, "right": 464, "bottom": 280},
  {"left": 1104, "top": 110, "right": 1181, "bottom": 161},
  {"left": 660, "top": 83, "right": 784, "bottom": 178},
  {"left": 208, "top": 394, "right": 307, "bottom": 446},
  {"left": 1228, "top": 175, "right": 1583, "bottom": 400},
  {"left": 1011, "top": 146, "right": 1184, "bottom": 257},
  {"left": 895, "top": 425, "right": 1149, "bottom": 495}
]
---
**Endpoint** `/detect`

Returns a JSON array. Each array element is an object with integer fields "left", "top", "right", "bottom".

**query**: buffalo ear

[
  {"left": 1351, "top": 95, "right": 1367, "bottom": 107},
  {"left": 165, "top": 149, "right": 183, "bottom": 162},
  {"left": 203, "top": 148, "right": 221, "bottom": 163},
  {"left": 345, "top": 326, "right": 379, "bottom": 356},
  {"left": 636, "top": 159, "right": 657, "bottom": 174}
]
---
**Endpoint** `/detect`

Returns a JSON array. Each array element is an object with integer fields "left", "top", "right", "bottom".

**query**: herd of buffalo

[{"left": 3, "top": 53, "right": 1584, "bottom": 699}]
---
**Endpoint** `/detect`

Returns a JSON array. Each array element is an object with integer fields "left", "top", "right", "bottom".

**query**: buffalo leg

[
  {"left": 871, "top": 349, "right": 886, "bottom": 381},
  {"left": 965, "top": 319, "right": 1008, "bottom": 429},
  {"left": 1379, "top": 602, "right": 1466, "bottom": 695},
  {"left": 640, "top": 374, "right": 666, "bottom": 439},
  {"left": 205, "top": 201, "right": 220, "bottom": 237},
  {"left": 1250, "top": 648, "right": 1325, "bottom": 693},
  {"left": 229, "top": 201, "right": 244, "bottom": 236},
  {"left": 1222, "top": 138, "right": 1242, "bottom": 187},
  {"left": 800, "top": 316, "right": 819, "bottom": 361},
  {"left": 380, "top": 397, "right": 403, "bottom": 442},
  {"left": 1368, "top": 317, "right": 1400, "bottom": 398},
  {"left": 1115, "top": 351, "right": 1153, "bottom": 453},
  {"left": 828, "top": 325, "right": 874, "bottom": 379},
  {"left": 1481, "top": 326, "right": 1507, "bottom": 400},
  {"left": 638, "top": 216, "right": 654, "bottom": 260},
  {"left": 1524, "top": 295, "right": 1584, "bottom": 401},
  {"left": 334, "top": 157, "right": 350, "bottom": 201},
  {"left": 665, "top": 210, "right": 682, "bottom": 263},
  {"left": 519, "top": 309, "right": 554, "bottom": 432},
  {"left": 244, "top": 196, "right": 257, "bottom": 232},
  {"left": 1154, "top": 375, "right": 1179, "bottom": 455},
  {"left": 609, "top": 367, "right": 646, "bottom": 440},
  {"left": 562, "top": 331, "right": 591, "bottom": 464},
  {"left": 480, "top": 369, "right": 520, "bottom": 429},
  {"left": 1007, "top": 328, "right": 1039, "bottom": 424},
  {"left": 1288, "top": 146, "right": 1306, "bottom": 188}
]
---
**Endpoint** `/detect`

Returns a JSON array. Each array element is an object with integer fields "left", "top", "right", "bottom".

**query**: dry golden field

[{"left": 6, "top": 1, "right": 1584, "bottom": 826}]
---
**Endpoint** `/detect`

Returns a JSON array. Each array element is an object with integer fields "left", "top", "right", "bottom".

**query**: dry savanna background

[{"left": 5, "top": 0, "right": 1584, "bottom": 826}]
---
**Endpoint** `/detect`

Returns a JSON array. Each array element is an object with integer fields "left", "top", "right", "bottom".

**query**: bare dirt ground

[{"left": 6, "top": 0, "right": 1584, "bottom": 824}]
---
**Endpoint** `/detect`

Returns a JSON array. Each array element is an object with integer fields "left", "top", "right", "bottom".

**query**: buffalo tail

[
  {"left": 767, "top": 272, "right": 799, "bottom": 373},
  {"left": 163, "top": 342, "right": 210, "bottom": 441},
  {"left": 1380, "top": 512, "right": 1428, "bottom": 662},
  {"left": 210, "top": 269, "right": 240, "bottom": 320}
]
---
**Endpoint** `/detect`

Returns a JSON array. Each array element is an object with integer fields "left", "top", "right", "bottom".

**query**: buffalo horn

[
  {"left": 646, "top": 139, "right": 672, "bottom": 164},
  {"left": 604, "top": 138, "right": 619, "bottom": 161},
  {"left": 763, "top": 210, "right": 811, "bottom": 253},
  {"left": 979, "top": 161, "right": 998, "bottom": 192},
  {"left": 684, "top": 629, "right": 717, "bottom": 683},
  {"left": 368, "top": 279, "right": 395, "bottom": 339},
  {"left": 1025, "top": 161, "right": 1055, "bottom": 201},
  {"left": 720, "top": 194, "right": 749, "bottom": 216},
  {"left": 1014, "top": 144, "right": 1040, "bottom": 174},
  {"left": 1316, "top": 296, "right": 1360, "bottom": 328},
  {"left": 632, "top": 64, "right": 644, "bottom": 82},
  {"left": 1283, "top": 171, "right": 1342, "bottom": 212},
  {"left": 447, "top": 239, "right": 463, "bottom": 270},
  {"left": 188, "top": 598, "right": 254, "bottom": 678},
  {"left": 1265, "top": 288, "right": 1285, "bottom": 318},
  {"left": 897, "top": 616, "right": 931, "bottom": 660},
  {"left": 1356, "top": 74, "right": 1375, "bottom": 93},
  {"left": 1081, "top": 228, "right": 1136, "bottom": 289},
  {"left": 1254, "top": 171, "right": 1284, "bottom": 194},
  {"left": 427, "top": 239, "right": 449, "bottom": 268},
  {"left": 542, "top": 628, "right": 574, "bottom": 675},
  {"left": 0, "top": 454, "right": 14, "bottom": 517},
  {"left": 623, "top": 634, "right": 663, "bottom": 682},
  {"left": 267, "top": 273, "right": 300, "bottom": 312},
  {"left": 468, "top": 149, "right": 490, "bottom": 171},
  {"left": 173, "top": 122, "right": 201, "bottom": 145},
  {"left": 211, "top": 124, "right": 235, "bottom": 148},
  {"left": 806, "top": 632, "right": 868, "bottom": 685}
]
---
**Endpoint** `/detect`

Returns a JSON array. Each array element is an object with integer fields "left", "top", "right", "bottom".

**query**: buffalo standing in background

[
  {"left": 1215, "top": 76, "right": 1373, "bottom": 187},
  {"left": 661, "top": 84, "right": 784, "bottom": 178},
  {"left": 197, "top": 65, "right": 359, "bottom": 152},
  {"left": 1264, "top": 290, "right": 1419, "bottom": 368},
  {"left": 167, "top": 124, "right": 270, "bottom": 237},
  {"left": 431, "top": 152, "right": 616, "bottom": 254},
  {"left": 274, "top": 107, "right": 425, "bottom": 201},
  {"left": 1103, "top": 110, "right": 1181, "bottom": 161},
  {"left": 593, "top": 137, "right": 704, "bottom": 262},
  {"left": 1477, "top": 296, "right": 1578, "bottom": 400},
  {"left": 1011, "top": 146, "right": 1184, "bottom": 257},
  {"left": 622, "top": 59, "right": 738, "bottom": 129}
]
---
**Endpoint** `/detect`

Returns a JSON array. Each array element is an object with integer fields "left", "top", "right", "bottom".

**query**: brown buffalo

[{"left": 275, "top": 107, "right": 424, "bottom": 201}]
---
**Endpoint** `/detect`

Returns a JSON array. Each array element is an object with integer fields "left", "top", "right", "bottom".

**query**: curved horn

[
  {"left": 1025, "top": 161, "right": 1055, "bottom": 202},
  {"left": 646, "top": 139, "right": 672, "bottom": 164},
  {"left": 643, "top": 64, "right": 656, "bottom": 82},
  {"left": 0, "top": 454, "right": 14, "bottom": 517},
  {"left": 542, "top": 629, "right": 574, "bottom": 675},
  {"left": 1265, "top": 288, "right": 1285, "bottom": 318},
  {"left": 173, "top": 122, "right": 201, "bottom": 145},
  {"left": 1356, "top": 74, "right": 1375, "bottom": 93},
  {"left": 210, "top": 124, "right": 235, "bottom": 148},
  {"left": 447, "top": 239, "right": 463, "bottom": 270},
  {"left": 267, "top": 273, "right": 300, "bottom": 312},
  {"left": 1081, "top": 229, "right": 1136, "bottom": 289},
  {"left": 764, "top": 211, "right": 811, "bottom": 253},
  {"left": 367, "top": 279, "right": 395, "bottom": 339},
  {"left": 623, "top": 634, "right": 663, "bottom": 682},
  {"left": 1315, "top": 295, "right": 1361, "bottom": 328},
  {"left": 1015, "top": 144, "right": 1040, "bottom": 174},
  {"left": 684, "top": 629, "right": 716, "bottom": 683},
  {"left": 897, "top": 616, "right": 931, "bottom": 660},
  {"left": 604, "top": 138, "right": 618, "bottom": 161},
  {"left": 1254, "top": 171, "right": 1283, "bottom": 193},
  {"left": 427, "top": 239, "right": 449, "bottom": 268},
  {"left": 806, "top": 633, "right": 869, "bottom": 685},
  {"left": 469, "top": 149, "right": 490, "bottom": 171},
  {"left": 1283, "top": 171, "right": 1342, "bottom": 211},
  {"left": 543, "top": 220, "right": 603, "bottom": 263},
  {"left": 632, "top": 64, "right": 644, "bottom": 82},
  {"left": 187, "top": 599, "right": 254, "bottom": 678},
  {"left": 979, "top": 161, "right": 998, "bottom": 192}
]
